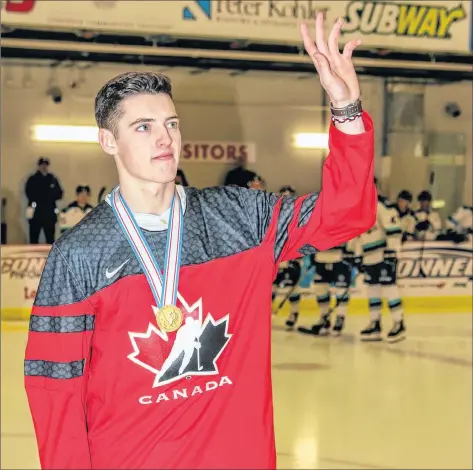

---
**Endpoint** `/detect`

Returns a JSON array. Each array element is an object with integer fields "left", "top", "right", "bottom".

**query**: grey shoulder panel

[
  {"left": 298, "top": 193, "right": 319, "bottom": 227},
  {"left": 37, "top": 189, "right": 278, "bottom": 306},
  {"left": 215, "top": 186, "right": 279, "bottom": 244}
]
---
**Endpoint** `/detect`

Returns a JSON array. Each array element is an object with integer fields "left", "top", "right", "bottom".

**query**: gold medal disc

[{"left": 156, "top": 305, "right": 183, "bottom": 332}]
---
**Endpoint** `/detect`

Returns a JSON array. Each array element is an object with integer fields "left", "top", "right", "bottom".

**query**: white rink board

[{"left": 1, "top": 240, "right": 472, "bottom": 320}]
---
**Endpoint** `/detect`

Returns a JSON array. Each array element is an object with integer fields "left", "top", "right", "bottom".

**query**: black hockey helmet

[
  {"left": 397, "top": 189, "right": 413, "bottom": 202},
  {"left": 76, "top": 185, "right": 91, "bottom": 194},
  {"left": 417, "top": 190, "right": 432, "bottom": 202},
  {"left": 279, "top": 185, "right": 296, "bottom": 196}
]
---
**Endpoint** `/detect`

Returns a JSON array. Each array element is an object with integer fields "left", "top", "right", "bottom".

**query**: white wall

[
  {"left": 387, "top": 81, "right": 472, "bottom": 209},
  {"left": 424, "top": 81, "right": 472, "bottom": 206},
  {"left": 1, "top": 62, "right": 384, "bottom": 244}
]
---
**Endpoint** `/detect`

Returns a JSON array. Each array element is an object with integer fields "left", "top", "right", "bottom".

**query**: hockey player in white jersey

[
  {"left": 359, "top": 189, "right": 406, "bottom": 342},
  {"left": 395, "top": 190, "right": 416, "bottom": 242},
  {"left": 445, "top": 204, "right": 473, "bottom": 240},
  {"left": 296, "top": 238, "right": 358, "bottom": 337},
  {"left": 414, "top": 190, "right": 442, "bottom": 241},
  {"left": 59, "top": 185, "right": 94, "bottom": 234}
]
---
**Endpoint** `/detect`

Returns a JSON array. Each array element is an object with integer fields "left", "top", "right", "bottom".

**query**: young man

[
  {"left": 24, "top": 16, "right": 376, "bottom": 470},
  {"left": 359, "top": 186, "right": 406, "bottom": 342},
  {"left": 248, "top": 174, "right": 265, "bottom": 190},
  {"left": 414, "top": 190, "right": 442, "bottom": 241},
  {"left": 59, "top": 185, "right": 94, "bottom": 234},
  {"left": 445, "top": 204, "right": 473, "bottom": 241},
  {"left": 395, "top": 189, "right": 416, "bottom": 242}
]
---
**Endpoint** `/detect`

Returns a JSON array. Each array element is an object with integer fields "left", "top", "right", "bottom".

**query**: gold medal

[{"left": 155, "top": 305, "right": 183, "bottom": 332}]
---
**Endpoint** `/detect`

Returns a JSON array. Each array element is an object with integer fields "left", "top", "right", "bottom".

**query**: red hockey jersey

[{"left": 25, "top": 113, "right": 376, "bottom": 469}]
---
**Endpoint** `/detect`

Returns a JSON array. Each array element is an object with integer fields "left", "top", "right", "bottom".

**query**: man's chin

[
  {"left": 147, "top": 172, "right": 178, "bottom": 185},
  {"left": 147, "top": 164, "right": 178, "bottom": 185}
]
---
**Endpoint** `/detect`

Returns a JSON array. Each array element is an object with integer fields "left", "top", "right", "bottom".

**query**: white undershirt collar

[{"left": 105, "top": 184, "right": 187, "bottom": 232}]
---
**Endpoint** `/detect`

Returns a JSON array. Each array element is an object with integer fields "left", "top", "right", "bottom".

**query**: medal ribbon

[{"left": 110, "top": 186, "right": 184, "bottom": 308}]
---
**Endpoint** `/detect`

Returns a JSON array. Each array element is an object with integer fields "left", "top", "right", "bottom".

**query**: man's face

[
  {"left": 249, "top": 179, "right": 263, "bottom": 190},
  {"left": 77, "top": 191, "right": 89, "bottom": 205},
  {"left": 420, "top": 200, "right": 430, "bottom": 211},
  {"left": 39, "top": 163, "right": 49, "bottom": 174},
  {"left": 100, "top": 93, "right": 181, "bottom": 185},
  {"left": 397, "top": 198, "right": 409, "bottom": 211}
]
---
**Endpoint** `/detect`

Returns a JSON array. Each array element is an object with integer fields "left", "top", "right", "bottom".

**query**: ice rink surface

[{"left": 2, "top": 313, "right": 472, "bottom": 469}]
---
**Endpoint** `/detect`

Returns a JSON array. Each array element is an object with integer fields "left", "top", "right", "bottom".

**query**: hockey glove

[{"left": 415, "top": 220, "right": 431, "bottom": 232}]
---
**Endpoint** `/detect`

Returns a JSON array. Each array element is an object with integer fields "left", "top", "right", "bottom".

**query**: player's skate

[
  {"left": 360, "top": 320, "right": 382, "bottom": 341},
  {"left": 297, "top": 315, "right": 331, "bottom": 336},
  {"left": 386, "top": 320, "right": 406, "bottom": 343},
  {"left": 331, "top": 315, "right": 345, "bottom": 336},
  {"left": 285, "top": 312, "right": 299, "bottom": 330}
]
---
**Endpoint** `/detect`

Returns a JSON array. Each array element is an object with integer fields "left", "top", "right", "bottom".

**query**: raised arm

[{"left": 239, "top": 14, "right": 376, "bottom": 263}]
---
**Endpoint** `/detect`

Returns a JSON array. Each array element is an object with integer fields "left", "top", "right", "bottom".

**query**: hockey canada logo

[{"left": 128, "top": 297, "right": 232, "bottom": 388}]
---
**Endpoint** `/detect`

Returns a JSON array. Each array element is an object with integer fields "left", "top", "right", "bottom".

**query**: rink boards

[{"left": 1, "top": 241, "right": 472, "bottom": 321}]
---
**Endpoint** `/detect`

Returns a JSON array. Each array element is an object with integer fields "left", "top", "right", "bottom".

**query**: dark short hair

[
  {"left": 397, "top": 190, "right": 412, "bottom": 202},
  {"left": 76, "top": 185, "right": 91, "bottom": 195},
  {"left": 94, "top": 72, "right": 173, "bottom": 135},
  {"left": 418, "top": 190, "right": 432, "bottom": 202}
]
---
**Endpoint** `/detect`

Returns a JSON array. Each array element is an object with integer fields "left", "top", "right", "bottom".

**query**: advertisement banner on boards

[
  {"left": 291, "top": 240, "right": 473, "bottom": 299},
  {"left": 1, "top": 244, "right": 50, "bottom": 314},
  {"left": 1, "top": 240, "right": 471, "bottom": 320},
  {"left": 2, "top": 0, "right": 471, "bottom": 54}
]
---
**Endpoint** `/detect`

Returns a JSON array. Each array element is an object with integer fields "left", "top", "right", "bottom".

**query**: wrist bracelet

[
  {"left": 330, "top": 99, "right": 363, "bottom": 118},
  {"left": 331, "top": 112, "right": 363, "bottom": 124}
]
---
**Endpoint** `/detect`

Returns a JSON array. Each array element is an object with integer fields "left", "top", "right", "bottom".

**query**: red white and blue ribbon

[{"left": 110, "top": 186, "right": 184, "bottom": 309}]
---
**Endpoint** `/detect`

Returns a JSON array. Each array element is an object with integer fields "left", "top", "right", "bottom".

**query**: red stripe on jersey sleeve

[
  {"left": 25, "top": 330, "right": 93, "bottom": 364},
  {"left": 31, "top": 298, "right": 96, "bottom": 317}
]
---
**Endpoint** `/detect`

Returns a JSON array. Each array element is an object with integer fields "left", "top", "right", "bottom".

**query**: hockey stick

[
  {"left": 97, "top": 186, "right": 107, "bottom": 205},
  {"left": 418, "top": 232, "right": 427, "bottom": 277},
  {"left": 272, "top": 284, "right": 297, "bottom": 315},
  {"left": 325, "top": 271, "right": 360, "bottom": 317},
  {"left": 418, "top": 170, "right": 436, "bottom": 277}
]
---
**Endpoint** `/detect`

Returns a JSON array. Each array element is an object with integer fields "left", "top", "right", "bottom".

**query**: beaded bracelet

[{"left": 331, "top": 112, "right": 363, "bottom": 124}]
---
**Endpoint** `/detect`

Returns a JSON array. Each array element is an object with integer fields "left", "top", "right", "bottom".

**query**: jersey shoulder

[{"left": 186, "top": 186, "right": 279, "bottom": 244}]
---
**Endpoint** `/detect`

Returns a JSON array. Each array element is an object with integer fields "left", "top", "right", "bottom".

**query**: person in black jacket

[
  {"left": 25, "top": 157, "right": 63, "bottom": 244},
  {"left": 223, "top": 155, "right": 258, "bottom": 188}
]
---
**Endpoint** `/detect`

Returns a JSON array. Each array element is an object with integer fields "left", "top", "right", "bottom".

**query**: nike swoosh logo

[{"left": 105, "top": 259, "right": 130, "bottom": 279}]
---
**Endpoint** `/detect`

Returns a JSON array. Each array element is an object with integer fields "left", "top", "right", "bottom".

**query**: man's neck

[{"left": 119, "top": 179, "right": 176, "bottom": 216}]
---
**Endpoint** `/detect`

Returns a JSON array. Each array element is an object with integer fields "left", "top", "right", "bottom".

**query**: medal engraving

[{"left": 156, "top": 305, "right": 183, "bottom": 332}]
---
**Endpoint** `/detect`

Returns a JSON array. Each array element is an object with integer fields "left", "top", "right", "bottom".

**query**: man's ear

[{"left": 98, "top": 128, "right": 117, "bottom": 156}]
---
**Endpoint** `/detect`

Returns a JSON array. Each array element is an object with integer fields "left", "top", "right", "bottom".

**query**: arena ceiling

[{"left": 2, "top": 27, "right": 472, "bottom": 82}]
